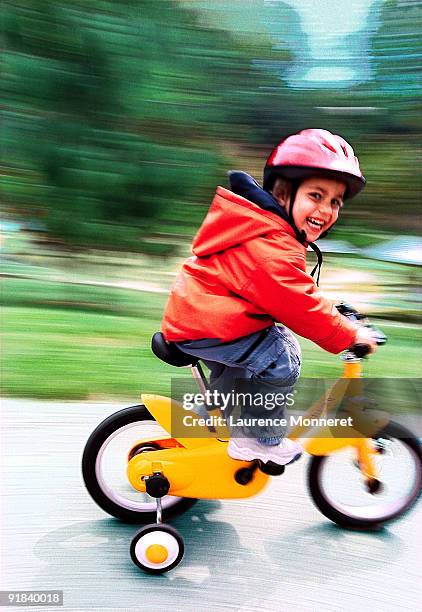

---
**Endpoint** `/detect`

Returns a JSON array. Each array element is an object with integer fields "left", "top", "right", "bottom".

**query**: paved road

[{"left": 1, "top": 400, "right": 421, "bottom": 612}]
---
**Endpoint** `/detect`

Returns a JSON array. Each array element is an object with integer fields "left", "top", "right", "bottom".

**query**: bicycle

[{"left": 82, "top": 307, "right": 422, "bottom": 574}]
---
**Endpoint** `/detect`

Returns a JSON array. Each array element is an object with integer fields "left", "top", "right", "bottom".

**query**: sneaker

[{"left": 228, "top": 437, "right": 302, "bottom": 466}]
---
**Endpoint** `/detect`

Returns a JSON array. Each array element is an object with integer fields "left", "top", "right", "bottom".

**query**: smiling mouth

[{"left": 306, "top": 217, "right": 324, "bottom": 230}]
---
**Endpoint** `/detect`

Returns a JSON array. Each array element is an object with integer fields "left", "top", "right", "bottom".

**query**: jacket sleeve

[{"left": 239, "top": 240, "right": 358, "bottom": 354}]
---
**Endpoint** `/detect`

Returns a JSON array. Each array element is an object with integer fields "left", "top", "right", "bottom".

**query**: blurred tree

[
  {"left": 183, "top": 0, "right": 312, "bottom": 143},
  {"left": 371, "top": 0, "right": 421, "bottom": 132},
  {"left": 3, "top": 0, "right": 420, "bottom": 246},
  {"left": 354, "top": 0, "right": 422, "bottom": 231},
  {"left": 2, "top": 0, "right": 292, "bottom": 250}
]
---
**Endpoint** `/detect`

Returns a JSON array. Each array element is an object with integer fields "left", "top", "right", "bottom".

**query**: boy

[{"left": 161, "top": 129, "right": 378, "bottom": 466}]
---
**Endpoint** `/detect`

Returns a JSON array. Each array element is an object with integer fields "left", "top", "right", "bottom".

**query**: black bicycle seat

[{"left": 151, "top": 332, "right": 199, "bottom": 367}]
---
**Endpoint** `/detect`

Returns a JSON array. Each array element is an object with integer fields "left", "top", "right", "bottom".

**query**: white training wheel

[{"left": 130, "top": 524, "right": 184, "bottom": 574}]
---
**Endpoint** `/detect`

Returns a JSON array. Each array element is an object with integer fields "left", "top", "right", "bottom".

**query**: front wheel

[
  {"left": 82, "top": 405, "right": 197, "bottom": 523},
  {"left": 308, "top": 422, "right": 422, "bottom": 529}
]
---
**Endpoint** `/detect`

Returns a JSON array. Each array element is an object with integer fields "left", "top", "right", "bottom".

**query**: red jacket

[{"left": 162, "top": 187, "right": 357, "bottom": 353}]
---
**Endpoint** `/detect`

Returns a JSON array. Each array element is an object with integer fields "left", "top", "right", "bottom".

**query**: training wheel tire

[{"left": 130, "top": 524, "right": 184, "bottom": 574}]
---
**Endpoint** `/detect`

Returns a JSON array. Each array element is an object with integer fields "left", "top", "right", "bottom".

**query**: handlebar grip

[
  {"left": 348, "top": 343, "right": 372, "bottom": 358},
  {"left": 337, "top": 303, "right": 388, "bottom": 356}
]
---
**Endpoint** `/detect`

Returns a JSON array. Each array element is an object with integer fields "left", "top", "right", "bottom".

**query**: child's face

[{"left": 275, "top": 176, "right": 346, "bottom": 242}]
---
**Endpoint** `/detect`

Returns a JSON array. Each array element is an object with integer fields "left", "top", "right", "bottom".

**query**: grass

[
  {"left": 2, "top": 277, "right": 421, "bottom": 400},
  {"left": 1, "top": 277, "right": 166, "bottom": 318},
  {"left": 2, "top": 305, "right": 169, "bottom": 400}
]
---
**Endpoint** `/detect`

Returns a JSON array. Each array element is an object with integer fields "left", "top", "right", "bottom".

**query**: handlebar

[{"left": 336, "top": 303, "right": 387, "bottom": 359}]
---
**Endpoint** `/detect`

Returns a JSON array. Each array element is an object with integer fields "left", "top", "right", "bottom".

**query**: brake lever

[
  {"left": 370, "top": 325, "right": 387, "bottom": 346},
  {"left": 336, "top": 302, "right": 366, "bottom": 323},
  {"left": 337, "top": 303, "right": 387, "bottom": 357}
]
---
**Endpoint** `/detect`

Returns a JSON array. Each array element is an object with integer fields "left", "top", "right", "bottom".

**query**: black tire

[
  {"left": 130, "top": 523, "right": 184, "bottom": 574},
  {"left": 308, "top": 422, "right": 422, "bottom": 529},
  {"left": 82, "top": 405, "right": 197, "bottom": 523}
]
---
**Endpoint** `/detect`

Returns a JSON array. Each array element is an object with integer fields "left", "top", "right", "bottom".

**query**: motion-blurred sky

[
  {"left": 191, "top": 0, "right": 380, "bottom": 87},
  {"left": 284, "top": 0, "right": 377, "bottom": 85}
]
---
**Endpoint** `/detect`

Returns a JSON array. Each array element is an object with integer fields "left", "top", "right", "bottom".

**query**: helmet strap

[
  {"left": 290, "top": 180, "right": 324, "bottom": 285},
  {"left": 309, "top": 242, "right": 323, "bottom": 286},
  {"left": 288, "top": 180, "right": 307, "bottom": 244}
]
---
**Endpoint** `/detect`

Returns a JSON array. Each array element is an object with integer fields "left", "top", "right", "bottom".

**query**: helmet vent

[
  {"left": 341, "top": 144, "right": 349, "bottom": 157},
  {"left": 321, "top": 141, "right": 337, "bottom": 154}
]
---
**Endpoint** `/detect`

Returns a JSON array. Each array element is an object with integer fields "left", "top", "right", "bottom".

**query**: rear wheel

[
  {"left": 82, "top": 405, "right": 197, "bottom": 523},
  {"left": 308, "top": 422, "right": 422, "bottom": 529}
]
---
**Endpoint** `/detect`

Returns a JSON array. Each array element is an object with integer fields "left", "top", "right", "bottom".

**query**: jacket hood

[
  {"left": 192, "top": 172, "right": 296, "bottom": 257},
  {"left": 229, "top": 171, "right": 291, "bottom": 222}
]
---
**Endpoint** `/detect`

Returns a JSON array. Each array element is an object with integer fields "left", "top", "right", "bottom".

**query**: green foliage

[
  {"left": 1, "top": 0, "right": 421, "bottom": 248},
  {"left": 372, "top": 0, "right": 421, "bottom": 100},
  {"left": 1, "top": 277, "right": 166, "bottom": 318},
  {"left": 2, "top": 0, "right": 282, "bottom": 250}
]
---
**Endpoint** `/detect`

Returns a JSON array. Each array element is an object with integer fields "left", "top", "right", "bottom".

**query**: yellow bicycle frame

[
  {"left": 127, "top": 357, "right": 389, "bottom": 498},
  {"left": 299, "top": 359, "right": 389, "bottom": 479}
]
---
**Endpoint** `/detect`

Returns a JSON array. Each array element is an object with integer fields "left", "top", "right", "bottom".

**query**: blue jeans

[{"left": 175, "top": 325, "right": 301, "bottom": 440}]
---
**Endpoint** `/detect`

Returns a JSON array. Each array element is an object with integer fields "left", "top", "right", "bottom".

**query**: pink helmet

[{"left": 263, "top": 128, "right": 365, "bottom": 199}]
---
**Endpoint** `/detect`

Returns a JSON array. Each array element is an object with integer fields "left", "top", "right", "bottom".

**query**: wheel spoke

[
  {"left": 315, "top": 435, "right": 421, "bottom": 522},
  {"left": 82, "top": 405, "right": 197, "bottom": 521},
  {"left": 95, "top": 420, "right": 182, "bottom": 512}
]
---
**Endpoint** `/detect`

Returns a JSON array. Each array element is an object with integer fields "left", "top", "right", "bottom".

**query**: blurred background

[{"left": 1, "top": 0, "right": 421, "bottom": 399}]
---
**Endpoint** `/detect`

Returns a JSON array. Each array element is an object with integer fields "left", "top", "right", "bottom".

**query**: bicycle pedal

[{"left": 258, "top": 460, "right": 285, "bottom": 476}]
